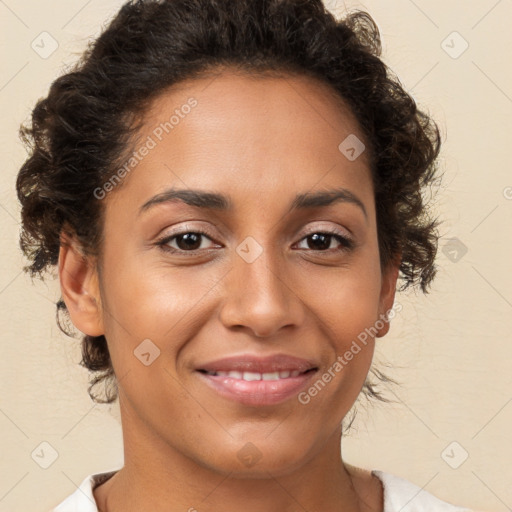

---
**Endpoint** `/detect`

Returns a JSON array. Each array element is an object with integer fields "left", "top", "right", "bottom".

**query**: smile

[{"left": 195, "top": 368, "right": 317, "bottom": 407}]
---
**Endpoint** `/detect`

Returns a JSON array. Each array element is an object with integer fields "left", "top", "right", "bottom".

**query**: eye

[
  {"left": 155, "top": 228, "right": 354, "bottom": 255},
  {"left": 156, "top": 229, "right": 219, "bottom": 254},
  {"left": 295, "top": 231, "right": 354, "bottom": 252}
]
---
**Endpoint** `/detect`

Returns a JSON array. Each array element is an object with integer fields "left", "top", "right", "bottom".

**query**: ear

[
  {"left": 376, "top": 253, "right": 401, "bottom": 338},
  {"left": 58, "top": 232, "right": 104, "bottom": 337}
]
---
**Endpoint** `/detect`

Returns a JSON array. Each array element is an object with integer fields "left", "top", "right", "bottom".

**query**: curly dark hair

[{"left": 16, "top": 0, "right": 442, "bottom": 409}]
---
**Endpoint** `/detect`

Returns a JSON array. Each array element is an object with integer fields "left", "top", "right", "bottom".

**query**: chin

[{"left": 195, "top": 439, "right": 315, "bottom": 479}]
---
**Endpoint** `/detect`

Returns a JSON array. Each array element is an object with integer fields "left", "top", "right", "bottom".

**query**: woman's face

[{"left": 65, "top": 69, "right": 398, "bottom": 476}]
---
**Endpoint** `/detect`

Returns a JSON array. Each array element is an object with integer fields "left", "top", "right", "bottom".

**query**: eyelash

[{"left": 155, "top": 228, "right": 355, "bottom": 255}]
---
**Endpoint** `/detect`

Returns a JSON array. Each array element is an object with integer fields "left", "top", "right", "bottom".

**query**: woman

[{"left": 16, "top": 0, "right": 477, "bottom": 510}]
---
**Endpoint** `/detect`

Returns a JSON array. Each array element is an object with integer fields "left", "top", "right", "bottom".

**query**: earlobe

[
  {"left": 58, "top": 233, "right": 104, "bottom": 337},
  {"left": 376, "top": 255, "right": 401, "bottom": 338}
]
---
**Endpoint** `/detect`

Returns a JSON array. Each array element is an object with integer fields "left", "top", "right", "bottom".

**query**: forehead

[
  {"left": 107, "top": 68, "right": 373, "bottom": 214},
  {"left": 142, "top": 68, "right": 367, "bottom": 153}
]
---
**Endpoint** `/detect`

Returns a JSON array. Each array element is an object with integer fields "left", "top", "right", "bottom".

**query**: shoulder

[
  {"left": 50, "top": 469, "right": 119, "bottom": 512},
  {"left": 372, "top": 469, "right": 477, "bottom": 512}
]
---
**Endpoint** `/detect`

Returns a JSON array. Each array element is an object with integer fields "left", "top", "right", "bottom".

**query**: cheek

[
  {"left": 328, "top": 281, "right": 382, "bottom": 348},
  {"left": 299, "top": 254, "right": 383, "bottom": 380},
  {"left": 98, "top": 260, "right": 219, "bottom": 368},
  {"left": 299, "top": 281, "right": 381, "bottom": 415},
  {"left": 302, "top": 260, "right": 383, "bottom": 343}
]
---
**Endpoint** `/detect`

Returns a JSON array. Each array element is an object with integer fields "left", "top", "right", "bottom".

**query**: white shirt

[{"left": 51, "top": 468, "right": 476, "bottom": 511}]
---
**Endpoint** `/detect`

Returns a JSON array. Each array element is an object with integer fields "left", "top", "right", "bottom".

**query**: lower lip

[{"left": 196, "top": 371, "right": 317, "bottom": 406}]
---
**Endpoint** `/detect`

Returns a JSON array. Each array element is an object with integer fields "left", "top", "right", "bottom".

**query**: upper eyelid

[{"left": 163, "top": 222, "right": 352, "bottom": 236}]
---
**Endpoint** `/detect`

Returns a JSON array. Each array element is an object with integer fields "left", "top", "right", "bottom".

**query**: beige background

[{"left": 1, "top": 1, "right": 511, "bottom": 510}]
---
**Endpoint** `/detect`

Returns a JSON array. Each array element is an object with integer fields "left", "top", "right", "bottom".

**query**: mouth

[
  {"left": 195, "top": 354, "right": 319, "bottom": 406},
  {"left": 197, "top": 368, "right": 316, "bottom": 380}
]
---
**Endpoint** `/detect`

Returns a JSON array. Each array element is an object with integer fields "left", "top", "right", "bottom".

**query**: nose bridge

[{"left": 219, "top": 234, "right": 303, "bottom": 337}]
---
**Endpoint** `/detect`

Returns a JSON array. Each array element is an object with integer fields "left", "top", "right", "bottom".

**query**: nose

[{"left": 218, "top": 246, "right": 305, "bottom": 338}]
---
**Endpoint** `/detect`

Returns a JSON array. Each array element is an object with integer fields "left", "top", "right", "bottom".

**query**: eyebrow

[{"left": 139, "top": 187, "right": 367, "bottom": 219}]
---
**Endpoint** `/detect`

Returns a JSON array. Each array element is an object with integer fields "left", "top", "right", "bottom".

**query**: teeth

[
  {"left": 262, "top": 372, "right": 280, "bottom": 381},
  {"left": 206, "top": 370, "right": 303, "bottom": 380},
  {"left": 242, "top": 371, "right": 261, "bottom": 381}
]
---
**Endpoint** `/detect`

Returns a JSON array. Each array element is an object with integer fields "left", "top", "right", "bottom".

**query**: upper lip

[{"left": 196, "top": 354, "right": 318, "bottom": 374}]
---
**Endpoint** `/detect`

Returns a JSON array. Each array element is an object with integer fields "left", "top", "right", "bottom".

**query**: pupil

[
  {"left": 177, "top": 233, "right": 201, "bottom": 250},
  {"left": 309, "top": 233, "right": 330, "bottom": 250}
]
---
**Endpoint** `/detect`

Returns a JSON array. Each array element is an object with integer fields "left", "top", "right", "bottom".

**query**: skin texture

[{"left": 59, "top": 69, "right": 399, "bottom": 511}]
